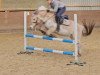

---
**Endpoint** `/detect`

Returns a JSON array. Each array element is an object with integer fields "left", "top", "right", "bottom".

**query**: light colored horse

[
  {"left": 30, "top": 6, "right": 95, "bottom": 56},
  {"left": 30, "top": 10, "right": 95, "bottom": 41}
]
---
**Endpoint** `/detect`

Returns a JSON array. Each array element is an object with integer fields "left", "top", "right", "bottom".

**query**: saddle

[
  {"left": 56, "top": 15, "right": 69, "bottom": 25},
  {"left": 60, "top": 15, "right": 69, "bottom": 24}
]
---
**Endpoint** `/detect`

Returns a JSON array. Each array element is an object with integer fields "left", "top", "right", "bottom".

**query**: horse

[
  {"left": 29, "top": 7, "right": 95, "bottom": 56},
  {"left": 30, "top": 10, "right": 95, "bottom": 40}
]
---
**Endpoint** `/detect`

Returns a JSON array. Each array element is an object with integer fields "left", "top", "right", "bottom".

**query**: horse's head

[
  {"left": 37, "top": 6, "right": 48, "bottom": 16},
  {"left": 33, "top": 10, "right": 39, "bottom": 15},
  {"left": 30, "top": 6, "right": 48, "bottom": 30},
  {"left": 30, "top": 11, "right": 39, "bottom": 30},
  {"left": 31, "top": 6, "right": 48, "bottom": 23},
  {"left": 30, "top": 10, "right": 45, "bottom": 31},
  {"left": 31, "top": 12, "right": 38, "bottom": 23}
]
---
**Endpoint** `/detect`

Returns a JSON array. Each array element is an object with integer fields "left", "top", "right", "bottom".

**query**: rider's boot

[
  {"left": 60, "top": 17, "right": 63, "bottom": 24},
  {"left": 56, "top": 23, "right": 60, "bottom": 31}
]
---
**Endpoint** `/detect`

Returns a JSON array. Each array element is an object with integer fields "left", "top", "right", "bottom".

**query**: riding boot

[
  {"left": 55, "top": 16, "right": 60, "bottom": 31},
  {"left": 56, "top": 23, "right": 60, "bottom": 31},
  {"left": 60, "top": 17, "right": 63, "bottom": 24},
  {"left": 56, "top": 18, "right": 60, "bottom": 31}
]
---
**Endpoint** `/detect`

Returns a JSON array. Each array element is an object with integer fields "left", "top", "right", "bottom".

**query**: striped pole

[
  {"left": 23, "top": 13, "right": 78, "bottom": 60},
  {"left": 26, "top": 34, "right": 74, "bottom": 44},
  {"left": 23, "top": 13, "right": 85, "bottom": 66},
  {"left": 26, "top": 46, "right": 74, "bottom": 55}
]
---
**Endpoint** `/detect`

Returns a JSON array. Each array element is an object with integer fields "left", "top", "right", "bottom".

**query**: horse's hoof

[
  {"left": 39, "top": 30, "right": 46, "bottom": 35},
  {"left": 49, "top": 34, "right": 56, "bottom": 38},
  {"left": 78, "top": 52, "right": 81, "bottom": 57}
]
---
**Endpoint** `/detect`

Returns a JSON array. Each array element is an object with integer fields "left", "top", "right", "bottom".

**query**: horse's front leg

[
  {"left": 39, "top": 25, "right": 48, "bottom": 35},
  {"left": 30, "top": 23, "right": 37, "bottom": 31},
  {"left": 77, "top": 28, "right": 83, "bottom": 57},
  {"left": 46, "top": 27, "right": 57, "bottom": 37}
]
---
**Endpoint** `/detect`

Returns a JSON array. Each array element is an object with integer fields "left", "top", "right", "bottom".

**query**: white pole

[
  {"left": 74, "top": 14, "right": 79, "bottom": 62},
  {"left": 67, "top": 14, "right": 85, "bottom": 66},
  {"left": 24, "top": 11, "right": 27, "bottom": 51}
]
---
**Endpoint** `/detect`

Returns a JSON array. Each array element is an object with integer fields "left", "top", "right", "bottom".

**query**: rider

[{"left": 47, "top": 0, "right": 66, "bottom": 31}]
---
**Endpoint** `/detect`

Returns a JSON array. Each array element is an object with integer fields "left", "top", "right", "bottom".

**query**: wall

[
  {"left": 0, "top": 0, "right": 1, "bottom": 9},
  {"left": 1, "top": 0, "right": 47, "bottom": 10},
  {"left": 0, "top": 10, "right": 100, "bottom": 32},
  {"left": 0, "top": 0, "right": 100, "bottom": 11},
  {"left": 0, "top": 0, "right": 100, "bottom": 32},
  {"left": 63, "top": 0, "right": 100, "bottom": 6}
]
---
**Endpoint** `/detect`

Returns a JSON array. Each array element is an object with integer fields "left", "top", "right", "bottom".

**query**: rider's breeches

[{"left": 55, "top": 7, "right": 66, "bottom": 24}]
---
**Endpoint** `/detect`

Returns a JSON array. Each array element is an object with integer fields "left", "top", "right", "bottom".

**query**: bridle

[
  {"left": 32, "top": 12, "right": 69, "bottom": 27},
  {"left": 32, "top": 11, "right": 54, "bottom": 25},
  {"left": 31, "top": 16, "right": 39, "bottom": 25}
]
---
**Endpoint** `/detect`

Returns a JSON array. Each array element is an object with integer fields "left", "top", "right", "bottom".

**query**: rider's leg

[
  {"left": 58, "top": 7, "right": 66, "bottom": 24},
  {"left": 55, "top": 7, "right": 66, "bottom": 31},
  {"left": 55, "top": 13, "right": 61, "bottom": 31},
  {"left": 55, "top": 15, "right": 60, "bottom": 31}
]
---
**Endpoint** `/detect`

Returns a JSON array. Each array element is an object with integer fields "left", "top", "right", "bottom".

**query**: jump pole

[
  {"left": 74, "top": 14, "right": 79, "bottom": 62},
  {"left": 67, "top": 14, "right": 86, "bottom": 66},
  {"left": 23, "top": 11, "right": 85, "bottom": 66},
  {"left": 24, "top": 11, "right": 29, "bottom": 51}
]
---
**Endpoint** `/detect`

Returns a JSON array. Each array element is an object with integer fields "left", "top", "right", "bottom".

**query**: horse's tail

[{"left": 82, "top": 19, "right": 95, "bottom": 36}]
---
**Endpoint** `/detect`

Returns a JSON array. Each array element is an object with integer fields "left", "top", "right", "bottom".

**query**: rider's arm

[{"left": 53, "top": 1, "right": 59, "bottom": 12}]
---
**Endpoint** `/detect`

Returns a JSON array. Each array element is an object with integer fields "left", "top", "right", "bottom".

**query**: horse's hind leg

[
  {"left": 72, "top": 34, "right": 81, "bottom": 57},
  {"left": 70, "top": 34, "right": 74, "bottom": 40}
]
